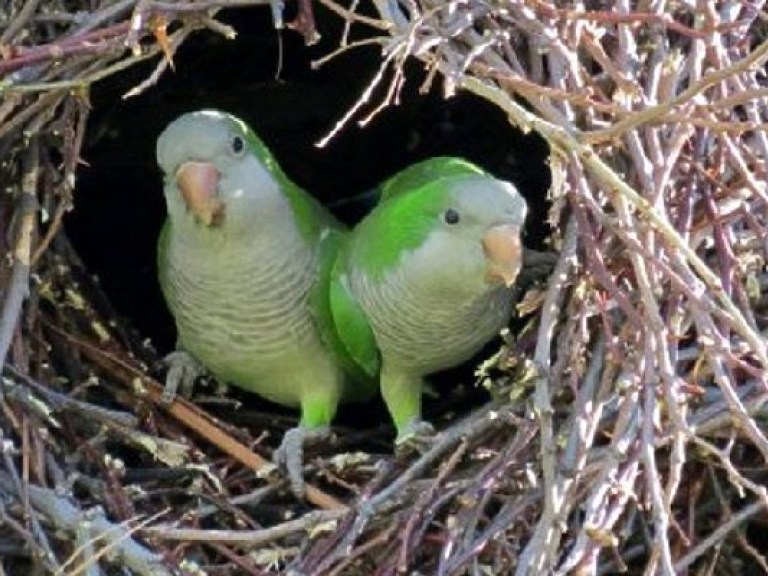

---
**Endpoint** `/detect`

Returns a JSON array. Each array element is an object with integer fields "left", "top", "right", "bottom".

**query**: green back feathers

[
  {"left": 379, "top": 157, "right": 486, "bottom": 201},
  {"left": 312, "top": 227, "right": 381, "bottom": 397},
  {"left": 328, "top": 242, "right": 381, "bottom": 379}
]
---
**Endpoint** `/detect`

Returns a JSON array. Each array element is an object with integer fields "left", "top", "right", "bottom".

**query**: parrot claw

[
  {"left": 394, "top": 420, "right": 437, "bottom": 456},
  {"left": 159, "top": 351, "right": 206, "bottom": 404},
  {"left": 274, "top": 426, "right": 333, "bottom": 499}
]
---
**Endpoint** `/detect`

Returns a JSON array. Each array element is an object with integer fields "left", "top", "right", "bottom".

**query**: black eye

[
  {"left": 443, "top": 208, "right": 460, "bottom": 225},
  {"left": 231, "top": 136, "right": 244, "bottom": 154}
]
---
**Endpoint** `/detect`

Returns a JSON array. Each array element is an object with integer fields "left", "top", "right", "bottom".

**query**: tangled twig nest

[{"left": 2, "top": 1, "right": 768, "bottom": 574}]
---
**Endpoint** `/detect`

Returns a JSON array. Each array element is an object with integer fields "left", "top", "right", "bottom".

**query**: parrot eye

[
  {"left": 231, "top": 136, "right": 245, "bottom": 155},
  {"left": 443, "top": 208, "right": 460, "bottom": 225}
]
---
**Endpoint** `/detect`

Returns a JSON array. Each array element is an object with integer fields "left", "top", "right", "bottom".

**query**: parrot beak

[
  {"left": 482, "top": 223, "right": 523, "bottom": 287},
  {"left": 176, "top": 161, "right": 225, "bottom": 226}
]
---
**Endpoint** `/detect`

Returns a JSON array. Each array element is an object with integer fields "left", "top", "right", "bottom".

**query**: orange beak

[
  {"left": 175, "top": 161, "right": 224, "bottom": 226},
  {"left": 482, "top": 223, "right": 523, "bottom": 287}
]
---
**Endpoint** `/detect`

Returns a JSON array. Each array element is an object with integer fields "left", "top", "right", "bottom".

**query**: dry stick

[
  {"left": 704, "top": 346, "right": 768, "bottom": 462},
  {"left": 0, "top": 91, "right": 63, "bottom": 148},
  {"left": 473, "top": 67, "right": 574, "bottom": 128},
  {"left": 0, "top": 142, "right": 39, "bottom": 379},
  {"left": 368, "top": 405, "right": 512, "bottom": 513},
  {"left": 295, "top": 461, "right": 395, "bottom": 574},
  {"left": 30, "top": 193, "right": 69, "bottom": 266},
  {"left": 144, "top": 509, "right": 346, "bottom": 548},
  {"left": 312, "top": 37, "right": 385, "bottom": 70},
  {"left": 669, "top": 262, "right": 768, "bottom": 462},
  {"left": 2, "top": 364, "right": 138, "bottom": 428},
  {"left": 640, "top": 357, "right": 674, "bottom": 575},
  {"left": 706, "top": 86, "right": 768, "bottom": 112},
  {"left": 315, "top": 0, "right": 391, "bottom": 32},
  {"left": 650, "top": 116, "right": 768, "bottom": 133},
  {"left": 123, "top": 25, "right": 195, "bottom": 99},
  {"left": 61, "top": 0, "right": 135, "bottom": 38},
  {"left": 733, "top": 512, "right": 768, "bottom": 574},
  {"left": 358, "top": 36, "right": 410, "bottom": 126},
  {"left": 0, "top": 22, "right": 131, "bottom": 76},
  {"left": 687, "top": 381, "right": 766, "bottom": 438},
  {"left": 315, "top": 43, "right": 401, "bottom": 147},
  {"left": 325, "top": 524, "right": 400, "bottom": 576},
  {"left": 560, "top": 332, "right": 606, "bottom": 476},
  {"left": 195, "top": 484, "right": 278, "bottom": 519},
  {"left": 714, "top": 126, "right": 768, "bottom": 203},
  {"left": 2, "top": 46, "right": 159, "bottom": 94},
  {"left": 515, "top": 218, "right": 579, "bottom": 576},
  {"left": 568, "top": 382, "right": 767, "bottom": 571},
  {"left": 572, "top": 457, "right": 642, "bottom": 575},
  {"left": 707, "top": 444, "right": 768, "bottom": 572},
  {"left": 407, "top": 484, "right": 469, "bottom": 569}
]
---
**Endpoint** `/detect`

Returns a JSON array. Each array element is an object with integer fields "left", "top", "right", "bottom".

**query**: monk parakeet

[
  {"left": 155, "top": 110, "right": 372, "bottom": 495},
  {"left": 330, "top": 157, "right": 527, "bottom": 443}
]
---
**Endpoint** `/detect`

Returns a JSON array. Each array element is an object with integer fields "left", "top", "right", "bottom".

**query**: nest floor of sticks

[{"left": 2, "top": 1, "right": 768, "bottom": 575}]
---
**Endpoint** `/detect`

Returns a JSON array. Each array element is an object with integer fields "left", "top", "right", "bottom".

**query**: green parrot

[
  {"left": 155, "top": 110, "right": 373, "bottom": 495},
  {"left": 330, "top": 157, "right": 527, "bottom": 443}
]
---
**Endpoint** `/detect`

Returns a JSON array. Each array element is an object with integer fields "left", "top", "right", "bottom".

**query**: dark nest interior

[{"left": 2, "top": 1, "right": 768, "bottom": 575}]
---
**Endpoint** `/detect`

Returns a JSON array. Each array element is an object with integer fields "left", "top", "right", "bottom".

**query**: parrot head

[
  {"left": 353, "top": 169, "right": 527, "bottom": 296},
  {"left": 415, "top": 175, "right": 527, "bottom": 292},
  {"left": 156, "top": 110, "right": 288, "bottom": 235}
]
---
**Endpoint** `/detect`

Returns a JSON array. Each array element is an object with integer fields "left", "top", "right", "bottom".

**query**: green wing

[
  {"left": 379, "top": 156, "right": 486, "bottom": 202},
  {"left": 306, "top": 216, "right": 380, "bottom": 392},
  {"left": 327, "top": 244, "right": 381, "bottom": 379}
]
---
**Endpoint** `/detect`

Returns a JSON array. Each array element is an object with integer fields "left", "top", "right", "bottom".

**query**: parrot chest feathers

[
  {"left": 162, "top": 228, "right": 328, "bottom": 403},
  {"left": 350, "top": 265, "right": 511, "bottom": 375}
]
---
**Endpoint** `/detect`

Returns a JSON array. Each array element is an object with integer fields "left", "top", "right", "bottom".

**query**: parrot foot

[
  {"left": 159, "top": 351, "right": 206, "bottom": 404},
  {"left": 274, "top": 426, "right": 333, "bottom": 499},
  {"left": 394, "top": 420, "right": 437, "bottom": 456}
]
